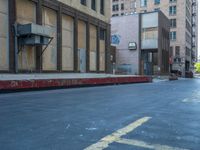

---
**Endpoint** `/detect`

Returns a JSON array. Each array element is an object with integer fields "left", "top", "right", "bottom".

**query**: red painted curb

[{"left": 0, "top": 76, "right": 152, "bottom": 90}]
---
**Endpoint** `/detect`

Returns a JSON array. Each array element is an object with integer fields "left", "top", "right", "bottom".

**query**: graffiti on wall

[{"left": 111, "top": 34, "right": 121, "bottom": 45}]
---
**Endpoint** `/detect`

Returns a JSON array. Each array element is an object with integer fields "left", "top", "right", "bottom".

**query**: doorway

[
  {"left": 141, "top": 51, "right": 156, "bottom": 75},
  {"left": 78, "top": 48, "right": 86, "bottom": 73}
]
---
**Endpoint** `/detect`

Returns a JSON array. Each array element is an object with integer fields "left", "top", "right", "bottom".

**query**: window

[
  {"left": 186, "top": 19, "right": 191, "bottom": 33},
  {"left": 169, "top": 6, "right": 176, "bottom": 15},
  {"left": 170, "top": 19, "right": 176, "bottom": 28},
  {"left": 170, "top": 31, "right": 176, "bottom": 40},
  {"left": 186, "top": 32, "right": 191, "bottom": 44},
  {"left": 141, "top": 10, "right": 147, "bottom": 13},
  {"left": 112, "top": 4, "right": 119, "bottom": 11},
  {"left": 154, "top": 0, "right": 160, "bottom": 5},
  {"left": 169, "top": 0, "right": 176, "bottom": 2},
  {"left": 154, "top": 8, "right": 160, "bottom": 11},
  {"left": 130, "top": 1, "right": 136, "bottom": 9},
  {"left": 113, "top": 0, "right": 119, "bottom": 2},
  {"left": 140, "top": 0, "right": 147, "bottom": 7},
  {"left": 186, "top": 47, "right": 191, "bottom": 56},
  {"left": 121, "top": 3, "right": 124, "bottom": 10},
  {"left": 91, "top": 0, "right": 96, "bottom": 10},
  {"left": 100, "top": 0, "right": 104, "bottom": 15},
  {"left": 112, "top": 14, "right": 119, "bottom": 17},
  {"left": 121, "top": 13, "right": 124, "bottom": 16},
  {"left": 175, "top": 46, "right": 180, "bottom": 56},
  {"left": 80, "top": 0, "right": 86, "bottom": 5}
]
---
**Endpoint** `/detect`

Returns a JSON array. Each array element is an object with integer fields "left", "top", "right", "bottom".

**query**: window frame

[
  {"left": 91, "top": 0, "right": 96, "bottom": 10},
  {"left": 80, "top": 0, "right": 86, "bottom": 6}
]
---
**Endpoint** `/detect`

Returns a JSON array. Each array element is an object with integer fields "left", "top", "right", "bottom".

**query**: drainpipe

[{"left": 14, "top": 23, "right": 18, "bottom": 73}]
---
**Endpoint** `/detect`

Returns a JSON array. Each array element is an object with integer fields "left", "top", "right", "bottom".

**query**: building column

[
  {"left": 86, "top": 19, "right": 90, "bottom": 72},
  {"left": 74, "top": 13, "right": 78, "bottom": 72},
  {"left": 57, "top": 4, "right": 62, "bottom": 72},
  {"left": 87, "top": 0, "right": 91, "bottom": 9},
  {"left": 36, "top": 0, "right": 43, "bottom": 72},
  {"left": 97, "top": 25, "right": 100, "bottom": 72},
  {"left": 138, "top": 13, "right": 142, "bottom": 75},
  {"left": 8, "top": 0, "right": 16, "bottom": 73},
  {"left": 105, "top": 24, "right": 111, "bottom": 73}
]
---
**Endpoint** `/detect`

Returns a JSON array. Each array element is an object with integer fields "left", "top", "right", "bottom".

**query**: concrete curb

[{"left": 0, "top": 76, "right": 152, "bottom": 92}]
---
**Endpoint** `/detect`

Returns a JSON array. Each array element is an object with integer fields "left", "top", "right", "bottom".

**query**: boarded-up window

[
  {"left": 89, "top": 25, "right": 97, "bottom": 71},
  {"left": 0, "top": 0, "right": 9, "bottom": 70},
  {"left": 42, "top": 7, "right": 57, "bottom": 71},
  {"left": 16, "top": 0, "right": 36, "bottom": 71},
  {"left": 99, "top": 29, "right": 105, "bottom": 71},
  {"left": 62, "top": 15, "right": 74, "bottom": 71},
  {"left": 78, "top": 20, "right": 86, "bottom": 71}
]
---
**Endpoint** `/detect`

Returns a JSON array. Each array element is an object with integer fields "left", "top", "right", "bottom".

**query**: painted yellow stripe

[
  {"left": 84, "top": 117, "right": 151, "bottom": 150},
  {"left": 116, "top": 138, "right": 189, "bottom": 150}
]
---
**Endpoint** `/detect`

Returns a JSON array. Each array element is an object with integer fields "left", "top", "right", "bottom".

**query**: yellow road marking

[
  {"left": 84, "top": 117, "right": 151, "bottom": 150},
  {"left": 116, "top": 138, "right": 189, "bottom": 150}
]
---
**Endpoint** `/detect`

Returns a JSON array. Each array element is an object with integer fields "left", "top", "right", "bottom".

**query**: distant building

[
  {"left": 111, "top": 0, "right": 198, "bottom": 76},
  {"left": 0, "top": 0, "right": 111, "bottom": 73},
  {"left": 111, "top": 11, "right": 170, "bottom": 75},
  {"left": 111, "top": 0, "right": 137, "bottom": 17}
]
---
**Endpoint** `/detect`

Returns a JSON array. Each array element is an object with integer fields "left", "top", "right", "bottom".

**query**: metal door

[{"left": 78, "top": 48, "right": 86, "bottom": 73}]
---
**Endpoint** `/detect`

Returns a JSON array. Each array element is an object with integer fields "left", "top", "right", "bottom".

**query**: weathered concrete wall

[
  {"left": 111, "top": 15, "right": 139, "bottom": 74},
  {"left": 0, "top": 0, "right": 9, "bottom": 71},
  {"left": 78, "top": 20, "right": 86, "bottom": 71},
  {"left": 16, "top": 0, "right": 36, "bottom": 71},
  {"left": 99, "top": 40, "right": 105, "bottom": 71},
  {"left": 89, "top": 25, "right": 97, "bottom": 71},
  {"left": 58, "top": 0, "right": 110, "bottom": 23},
  {"left": 62, "top": 15, "right": 74, "bottom": 71},
  {"left": 42, "top": 7, "right": 57, "bottom": 71}
]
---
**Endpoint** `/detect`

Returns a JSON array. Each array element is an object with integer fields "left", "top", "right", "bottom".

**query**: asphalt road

[{"left": 0, "top": 78, "right": 200, "bottom": 150}]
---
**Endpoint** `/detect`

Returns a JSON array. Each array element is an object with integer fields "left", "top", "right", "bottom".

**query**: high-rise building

[
  {"left": 0, "top": 0, "right": 111, "bottom": 73},
  {"left": 111, "top": 0, "right": 198, "bottom": 76},
  {"left": 111, "top": 0, "right": 137, "bottom": 17}
]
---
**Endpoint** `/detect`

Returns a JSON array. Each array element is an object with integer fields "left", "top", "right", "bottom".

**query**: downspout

[{"left": 14, "top": 23, "right": 18, "bottom": 73}]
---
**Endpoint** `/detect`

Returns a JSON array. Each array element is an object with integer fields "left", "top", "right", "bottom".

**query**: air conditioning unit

[{"left": 17, "top": 23, "right": 53, "bottom": 46}]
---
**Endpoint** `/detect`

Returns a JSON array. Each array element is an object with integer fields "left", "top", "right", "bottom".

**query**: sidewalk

[
  {"left": 0, "top": 73, "right": 152, "bottom": 91},
  {"left": 152, "top": 75, "right": 170, "bottom": 82}
]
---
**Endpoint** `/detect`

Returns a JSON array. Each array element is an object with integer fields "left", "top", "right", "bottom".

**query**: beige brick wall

[
  {"left": 62, "top": 15, "right": 74, "bottom": 71},
  {"left": 89, "top": 25, "right": 97, "bottom": 71},
  {"left": 99, "top": 40, "right": 105, "bottom": 71},
  {"left": 0, "top": 0, "right": 9, "bottom": 70},
  {"left": 16, "top": 0, "right": 36, "bottom": 71},
  {"left": 78, "top": 20, "right": 86, "bottom": 71},
  {"left": 42, "top": 7, "right": 57, "bottom": 71},
  {"left": 58, "top": 0, "right": 110, "bottom": 23}
]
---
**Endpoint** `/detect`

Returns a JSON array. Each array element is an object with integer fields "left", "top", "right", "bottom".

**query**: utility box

[{"left": 17, "top": 23, "right": 53, "bottom": 46}]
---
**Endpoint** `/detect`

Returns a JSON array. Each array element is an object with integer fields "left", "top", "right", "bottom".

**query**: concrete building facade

[
  {"left": 111, "top": 0, "right": 198, "bottom": 76},
  {"left": 0, "top": 0, "right": 111, "bottom": 73},
  {"left": 111, "top": 11, "right": 170, "bottom": 75}
]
